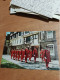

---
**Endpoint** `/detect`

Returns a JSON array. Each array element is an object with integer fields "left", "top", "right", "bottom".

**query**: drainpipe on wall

[{"left": 38, "top": 32, "right": 40, "bottom": 58}]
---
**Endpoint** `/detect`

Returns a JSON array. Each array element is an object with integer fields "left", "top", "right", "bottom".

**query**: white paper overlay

[{"left": 10, "top": 0, "right": 60, "bottom": 18}]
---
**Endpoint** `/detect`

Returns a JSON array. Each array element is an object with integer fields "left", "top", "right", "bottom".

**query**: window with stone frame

[
  {"left": 20, "top": 39, "right": 21, "bottom": 43},
  {"left": 19, "top": 32, "right": 21, "bottom": 36},
  {"left": 34, "top": 34, "right": 38, "bottom": 39},
  {"left": 26, "top": 36, "right": 30, "bottom": 43},
  {"left": 47, "top": 31, "right": 53, "bottom": 39},
  {"left": 47, "top": 44, "right": 55, "bottom": 56}
]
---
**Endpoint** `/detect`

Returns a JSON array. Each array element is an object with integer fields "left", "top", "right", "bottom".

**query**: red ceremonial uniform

[
  {"left": 13, "top": 50, "right": 16, "bottom": 60},
  {"left": 40, "top": 49, "right": 45, "bottom": 61},
  {"left": 16, "top": 50, "right": 19, "bottom": 60},
  {"left": 11, "top": 50, "right": 14, "bottom": 59},
  {"left": 44, "top": 49, "right": 51, "bottom": 68},
  {"left": 14, "top": 50, "right": 16, "bottom": 60},
  {"left": 29, "top": 50, "right": 32, "bottom": 61},
  {"left": 21, "top": 49, "right": 25, "bottom": 62},
  {"left": 33, "top": 48, "right": 38, "bottom": 62},
  {"left": 25, "top": 48, "right": 29, "bottom": 63},
  {"left": 28, "top": 50, "right": 30, "bottom": 58},
  {"left": 18, "top": 50, "right": 21, "bottom": 61}
]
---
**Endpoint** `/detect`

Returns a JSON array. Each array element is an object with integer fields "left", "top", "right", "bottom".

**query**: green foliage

[
  {"left": 1, "top": 58, "right": 11, "bottom": 64},
  {"left": 1, "top": 58, "right": 25, "bottom": 69}
]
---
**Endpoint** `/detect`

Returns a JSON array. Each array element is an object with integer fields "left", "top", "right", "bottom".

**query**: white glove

[
  {"left": 34, "top": 55, "right": 35, "bottom": 56},
  {"left": 45, "top": 57, "right": 47, "bottom": 59}
]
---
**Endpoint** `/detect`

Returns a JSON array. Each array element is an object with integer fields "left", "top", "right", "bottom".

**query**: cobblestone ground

[{"left": 2, "top": 55, "right": 60, "bottom": 70}]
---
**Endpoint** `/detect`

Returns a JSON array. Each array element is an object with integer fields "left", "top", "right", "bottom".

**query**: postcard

[{"left": 1, "top": 31, "right": 60, "bottom": 70}]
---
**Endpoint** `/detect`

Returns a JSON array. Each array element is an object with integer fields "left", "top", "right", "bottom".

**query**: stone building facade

[{"left": 9, "top": 31, "right": 58, "bottom": 60}]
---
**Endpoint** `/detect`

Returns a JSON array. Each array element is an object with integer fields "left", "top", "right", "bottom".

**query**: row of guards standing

[
  {"left": 11, "top": 46, "right": 51, "bottom": 69},
  {"left": 11, "top": 47, "right": 38, "bottom": 63}
]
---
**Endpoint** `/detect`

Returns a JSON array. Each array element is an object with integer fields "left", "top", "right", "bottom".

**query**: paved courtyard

[{"left": 1, "top": 55, "right": 60, "bottom": 70}]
